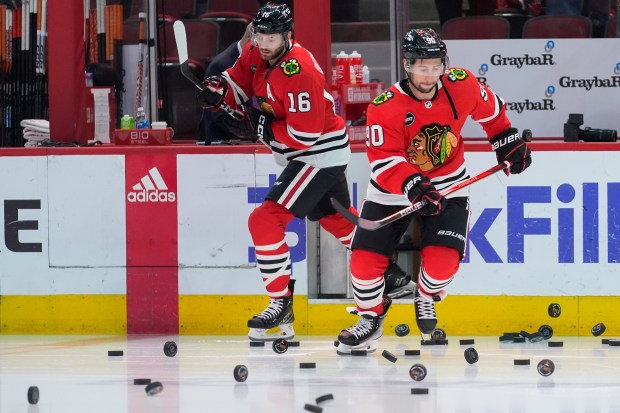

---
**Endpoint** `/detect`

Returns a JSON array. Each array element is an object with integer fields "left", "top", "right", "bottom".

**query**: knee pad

[
  {"left": 350, "top": 249, "right": 388, "bottom": 281},
  {"left": 248, "top": 200, "right": 294, "bottom": 244},
  {"left": 420, "top": 245, "right": 460, "bottom": 282}
]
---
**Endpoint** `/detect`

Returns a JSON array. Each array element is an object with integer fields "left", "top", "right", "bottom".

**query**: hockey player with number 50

[{"left": 336, "top": 28, "right": 532, "bottom": 354}]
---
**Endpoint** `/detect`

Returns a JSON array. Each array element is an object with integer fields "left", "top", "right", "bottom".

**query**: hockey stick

[
  {"left": 172, "top": 20, "right": 244, "bottom": 121},
  {"left": 331, "top": 161, "right": 510, "bottom": 231}
]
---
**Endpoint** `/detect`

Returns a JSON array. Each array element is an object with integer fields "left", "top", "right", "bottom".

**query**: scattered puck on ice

[
  {"left": 548, "top": 303, "right": 561, "bottom": 318},
  {"left": 233, "top": 365, "right": 248, "bottom": 382},
  {"left": 503, "top": 332, "right": 522, "bottom": 337},
  {"left": 163, "top": 341, "right": 177, "bottom": 357},
  {"left": 303, "top": 403, "right": 323, "bottom": 413},
  {"left": 464, "top": 347, "right": 479, "bottom": 364},
  {"left": 27, "top": 386, "right": 39, "bottom": 405},
  {"left": 512, "top": 337, "right": 526, "bottom": 343},
  {"left": 537, "top": 359, "right": 555, "bottom": 376},
  {"left": 514, "top": 359, "right": 530, "bottom": 366},
  {"left": 608, "top": 340, "right": 620, "bottom": 347},
  {"left": 351, "top": 350, "right": 367, "bottom": 356},
  {"left": 382, "top": 350, "right": 398, "bottom": 363},
  {"left": 411, "top": 388, "right": 429, "bottom": 395},
  {"left": 538, "top": 325, "right": 554, "bottom": 340},
  {"left": 460, "top": 339, "right": 475, "bottom": 345},
  {"left": 249, "top": 341, "right": 265, "bottom": 347},
  {"left": 315, "top": 394, "right": 334, "bottom": 404},
  {"left": 133, "top": 378, "right": 151, "bottom": 385},
  {"left": 300, "top": 362, "right": 316, "bottom": 369},
  {"left": 421, "top": 339, "right": 448, "bottom": 346},
  {"left": 395, "top": 324, "right": 410, "bottom": 337},
  {"left": 107, "top": 350, "right": 123, "bottom": 356},
  {"left": 404, "top": 349, "right": 420, "bottom": 356},
  {"left": 409, "top": 363, "right": 427, "bottom": 381},
  {"left": 272, "top": 338, "right": 289, "bottom": 354},
  {"left": 499, "top": 335, "right": 514, "bottom": 342},
  {"left": 591, "top": 322, "right": 606, "bottom": 336},
  {"left": 432, "top": 328, "right": 447, "bottom": 340},
  {"left": 288, "top": 341, "right": 300, "bottom": 347},
  {"left": 528, "top": 332, "right": 544, "bottom": 343},
  {"left": 548, "top": 341, "right": 564, "bottom": 347},
  {"left": 602, "top": 338, "right": 610, "bottom": 344},
  {"left": 145, "top": 381, "right": 164, "bottom": 396}
]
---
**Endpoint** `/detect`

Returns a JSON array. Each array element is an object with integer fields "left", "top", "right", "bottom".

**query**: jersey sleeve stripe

[{"left": 475, "top": 91, "right": 504, "bottom": 124}]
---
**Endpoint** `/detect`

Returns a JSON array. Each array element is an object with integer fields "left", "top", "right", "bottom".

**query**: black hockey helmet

[
  {"left": 402, "top": 28, "right": 447, "bottom": 61},
  {"left": 253, "top": 2, "right": 293, "bottom": 34}
]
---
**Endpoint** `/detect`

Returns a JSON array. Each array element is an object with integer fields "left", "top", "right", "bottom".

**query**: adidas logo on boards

[{"left": 127, "top": 167, "right": 176, "bottom": 203}]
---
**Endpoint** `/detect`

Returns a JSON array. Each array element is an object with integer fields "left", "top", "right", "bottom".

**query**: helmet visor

[
  {"left": 405, "top": 61, "right": 446, "bottom": 77},
  {"left": 251, "top": 32, "right": 285, "bottom": 49}
]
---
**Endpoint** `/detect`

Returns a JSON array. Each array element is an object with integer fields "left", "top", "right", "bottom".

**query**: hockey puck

[
  {"left": 537, "top": 359, "right": 555, "bottom": 376},
  {"left": 404, "top": 349, "right": 420, "bottom": 356},
  {"left": 464, "top": 347, "right": 479, "bottom": 364},
  {"left": 351, "top": 350, "right": 367, "bottom": 356},
  {"left": 107, "top": 350, "right": 123, "bottom": 356},
  {"left": 249, "top": 341, "right": 265, "bottom": 347},
  {"left": 528, "top": 332, "right": 544, "bottom": 343},
  {"left": 432, "top": 328, "right": 446, "bottom": 340},
  {"left": 460, "top": 339, "right": 475, "bottom": 345},
  {"left": 133, "top": 378, "right": 151, "bottom": 385},
  {"left": 499, "top": 335, "right": 515, "bottom": 342},
  {"left": 145, "top": 381, "right": 164, "bottom": 396},
  {"left": 608, "top": 340, "right": 620, "bottom": 347},
  {"left": 382, "top": 350, "right": 398, "bottom": 363},
  {"left": 591, "top": 322, "right": 606, "bottom": 336},
  {"left": 503, "top": 332, "right": 522, "bottom": 337},
  {"left": 27, "top": 386, "right": 39, "bottom": 405},
  {"left": 395, "top": 324, "right": 410, "bottom": 337},
  {"left": 548, "top": 341, "right": 564, "bottom": 347},
  {"left": 300, "top": 362, "right": 316, "bottom": 369},
  {"left": 233, "top": 365, "right": 248, "bottom": 382},
  {"left": 409, "top": 363, "right": 427, "bottom": 381},
  {"left": 411, "top": 388, "right": 429, "bottom": 394},
  {"left": 288, "top": 341, "right": 300, "bottom": 347},
  {"left": 548, "top": 303, "right": 561, "bottom": 318},
  {"left": 421, "top": 339, "right": 448, "bottom": 346},
  {"left": 538, "top": 325, "right": 554, "bottom": 340},
  {"left": 602, "top": 338, "right": 610, "bottom": 344},
  {"left": 272, "top": 338, "right": 289, "bottom": 354},
  {"left": 303, "top": 403, "right": 323, "bottom": 413},
  {"left": 514, "top": 359, "right": 530, "bottom": 366},
  {"left": 512, "top": 337, "right": 526, "bottom": 343},
  {"left": 315, "top": 394, "right": 334, "bottom": 404},
  {"left": 163, "top": 341, "right": 177, "bottom": 357}
]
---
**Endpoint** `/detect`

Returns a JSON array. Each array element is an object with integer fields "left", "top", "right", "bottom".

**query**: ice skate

[
  {"left": 336, "top": 296, "right": 392, "bottom": 355},
  {"left": 248, "top": 280, "right": 295, "bottom": 341},
  {"left": 414, "top": 284, "right": 444, "bottom": 340},
  {"left": 384, "top": 260, "right": 415, "bottom": 299}
]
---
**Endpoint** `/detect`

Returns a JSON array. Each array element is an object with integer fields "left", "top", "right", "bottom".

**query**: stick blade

[{"left": 173, "top": 20, "right": 189, "bottom": 64}]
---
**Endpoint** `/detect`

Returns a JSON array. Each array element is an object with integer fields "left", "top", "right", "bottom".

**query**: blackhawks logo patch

[
  {"left": 372, "top": 91, "right": 394, "bottom": 106},
  {"left": 280, "top": 59, "right": 301, "bottom": 77},
  {"left": 446, "top": 68, "right": 468, "bottom": 82}
]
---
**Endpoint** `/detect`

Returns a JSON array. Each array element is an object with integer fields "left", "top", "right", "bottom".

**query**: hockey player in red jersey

[{"left": 336, "top": 28, "right": 532, "bottom": 354}]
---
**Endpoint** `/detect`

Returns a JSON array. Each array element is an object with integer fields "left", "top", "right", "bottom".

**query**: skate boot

[
  {"left": 384, "top": 260, "right": 415, "bottom": 299},
  {"left": 336, "top": 296, "right": 392, "bottom": 355},
  {"left": 413, "top": 284, "right": 442, "bottom": 341},
  {"left": 247, "top": 280, "right": 295, "bottom": 341}
]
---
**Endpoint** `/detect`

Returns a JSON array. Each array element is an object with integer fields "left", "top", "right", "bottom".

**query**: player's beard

[
  {"left": 409, "top": 78, "right": 437, "bottom": 96},
  {"left": 260, "top": 43, "right": 287, "bottom": 62}
]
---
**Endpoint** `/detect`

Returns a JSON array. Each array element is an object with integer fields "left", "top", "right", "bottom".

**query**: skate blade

[
  {"left": 248, "top": 324, "right": 295, "bottom": 341},
  {"left": 335, "top": 340, "right": 378, "bottom": 355}
]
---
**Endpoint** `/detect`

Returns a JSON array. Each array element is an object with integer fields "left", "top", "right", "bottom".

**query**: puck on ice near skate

[
  {"left": 411, "top": 388, "right": 429, "bottom": 395},
  {"left": 288, "top": 341, "right": 300, "bottom": 347},
  {"left": 409, "top": 363, "right": 427, "bottom": 381},
  {"left": 395, "top": 324, "right": 410, "bottom": 337},
  {"left": 608, "top": 340, "right": 620, "bottom": 347},
  {"left": 548, "top": 341, "right": 564, "bottom": 347},
  {"left": 315, "top": 394, "right": 334, "bottom": 404},
  {"left": 404, "top": 349, "right": 421, "bottom": 356},
  {"left": 432, "top": 328, "right": 446, "bottom": 340},
  {"left": 512, "top": 337, "right": 526, "bottom": 343},
  {"left": 548, "top": 303, "right": 561, "bottom": 318},
  {"left": 602, "top": 338, "right": 610, "bottom": 344},
  {"left": 133, "top": 378, "right": 151, "bottom": 385},
  {"left": 591, "top": 322, "right": 606, "bottom": 336},
  {"left": 503, "top": 332, "right": 522, "bottom": 337},
  {"left": 249, "top": 341, "right": 265, "bottom": 347},
  {"left": 163, "top": 341, "right": 177, "bottom": 357},
  {"left": 464, "top": 347, "right": 479, "bottom": 364},
  {"left": 537, "top": 359, "right": 555, "bottom": 376},
  {"left": 303, "top": 403, "right": 323, "bottom": 413},
  {"left": 27, "top": 386, "right": 39, "bottom": 405},
  {"left": 234, "top": 365, "right": 248, "bottom": 382},
  {"left": 145, "top": 381, "right": 164, "bottom": 396},
  {"left": 460, "top": 339, "right": 475, "bottom": 345},
  {"left": 421, "top": 339, "right": 448, "bottom": 346},
  {"left": 300, "top": 362, "right": 316, "bottom": 369},
  {"left": 538, "top": 325, "right": 554, "bottom": 340},
  {"left": 528, "top": 332, "right": 544, "bottom": 343},
  {"left": 514, "top": 359, "right": 530, "bottom": 365},
  {"left": 272, "top": 338, "right": 289, "bottom": 354},
  {"left": 107, "top": 350, "right": 123, "bottom": 356},
  {"left": 382, "top": 350, "right": 398, "bottom": 363},
  {"left": 351, "top": 350, "right": 367, "bottom": 356}
]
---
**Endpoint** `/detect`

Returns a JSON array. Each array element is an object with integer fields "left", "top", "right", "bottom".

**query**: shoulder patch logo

[
  {"left": 280, "top": 58, "right": 301, "bottom": 77},
  {"left": 372, "top": 91, "right": 394, "bottom": 106},
  {"left": 446, "top": 68, "right": 468, "bottom": 82}
]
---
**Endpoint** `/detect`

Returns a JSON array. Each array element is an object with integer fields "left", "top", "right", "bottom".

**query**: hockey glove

[
  {"left": 197, "top": 75, "right": 228, "bottom": 109},
  {"left": 221, "top": 107, "right": 275, "bottom": 144},
  {"left": 402, "top": 173, "right": 446, "bottom": 216},
  {"left": 490, "top": 127, "right": 532, "bottom": 175}
]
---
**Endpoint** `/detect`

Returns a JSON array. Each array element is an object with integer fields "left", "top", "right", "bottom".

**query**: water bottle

[
  {"left": 349, "top": 51, "right": 363, "bottom": 85},
  {"left": 135, "top": 107, "right": 149, "bottom": 129},
  {"left": 362, "top": 65, "right": 370, "bottom": 84},
  {"left": 85, "top": 72, "right": 94, "bottom": 87},
  {"left": 335, "top": 51, "right": 349, "bottom": 85},
  {"left": 120, "top": 114, "right": 134, "bottom": 129}
]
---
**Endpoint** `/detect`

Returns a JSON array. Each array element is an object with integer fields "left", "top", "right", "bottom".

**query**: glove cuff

[
  {"left": 402, "top": 173, "right": 423, "bottom": 202},
  {"left": 490, "top": 128, "right": 521, "bottom": 152}
]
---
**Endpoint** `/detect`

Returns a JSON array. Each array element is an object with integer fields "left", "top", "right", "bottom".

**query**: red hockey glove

[
  {"left": 402, "top": 173, "right": 446, "bottom": 216},
  {"left": 197, "top": 75, "right": 228, "bottom": 109},
  {"left": 490, "top": 127, "right": 532, "bottom": 175}
]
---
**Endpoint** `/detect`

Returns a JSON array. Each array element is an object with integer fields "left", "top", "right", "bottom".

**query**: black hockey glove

[
  {"left": 197, "top": 75, "right": 228, "bottom": 109},
  {"left": 221, "top": 107, "right": 275, "bottom": 144},
  {"left": 490, "top": 127, "right": 532, "bottom": 175},
  {"left": 402, "top": 173, "right": 446, "bottom": 216}
]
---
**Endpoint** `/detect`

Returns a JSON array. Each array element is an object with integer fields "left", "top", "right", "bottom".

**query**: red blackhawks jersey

[
  {"left": 221, "top": 41, "right": 349, "bottom": 168},
  {"left": 365, "top": 67, "right": 512, "bottom": 206}
]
